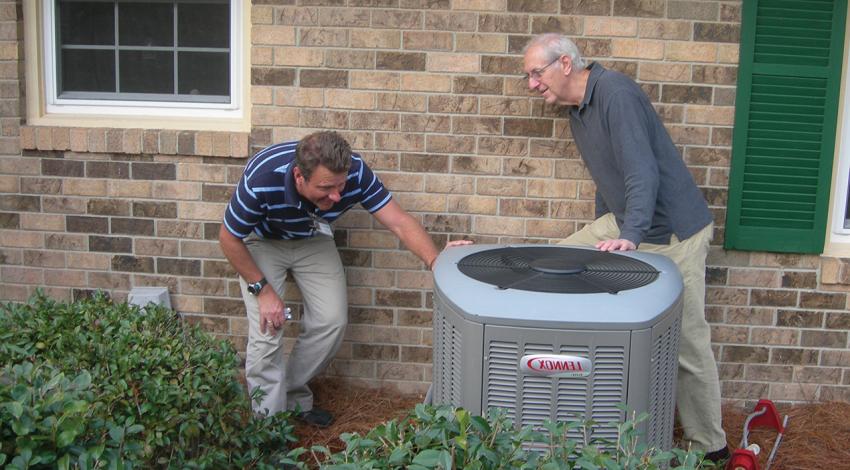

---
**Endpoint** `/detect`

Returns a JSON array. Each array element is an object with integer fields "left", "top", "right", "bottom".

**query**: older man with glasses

[{"left": 521, "top": 33, "right": 729, "bottom": 463}]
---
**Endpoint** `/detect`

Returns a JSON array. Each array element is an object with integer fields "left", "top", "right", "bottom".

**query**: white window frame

[
  {"left": 825, "top": 13, "right": 850, "bottom": 254},
  {"left": 27, "top": 0, "right": 247, "bottom": 126},
  {"left": 831, "top": 73, "right": 850, "bottom": 237}
]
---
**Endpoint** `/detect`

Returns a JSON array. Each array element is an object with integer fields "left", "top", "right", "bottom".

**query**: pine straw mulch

[
  {"left": 298, "top": 379, "right": 850, "bottom": 470},
  {"left": 292, "top": 378, "right": 422, "bottom": 456}
]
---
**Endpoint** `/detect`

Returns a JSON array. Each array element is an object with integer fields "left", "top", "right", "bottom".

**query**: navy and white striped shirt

[{"left": 223, "top": 141, "right": 392, "bottom": 240}]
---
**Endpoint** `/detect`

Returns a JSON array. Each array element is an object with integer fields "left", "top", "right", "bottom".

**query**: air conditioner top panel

[{"left": 433, "top": 244, "right": 683, "bottom": 330}]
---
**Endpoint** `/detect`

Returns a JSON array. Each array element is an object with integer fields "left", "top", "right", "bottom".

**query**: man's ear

[
  {"left": 293, "top": 166, "right": 305, "bottom": 184},
  {"left": 560, "top": 54, "right": 573, "bottom": 76}
]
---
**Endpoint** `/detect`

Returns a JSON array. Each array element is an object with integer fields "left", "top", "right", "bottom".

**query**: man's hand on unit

[
  {"left": 596, "top": 239, "right": 636, "bottom": 252},
  {"left": 445, "top": 239, "right": 474, "bottom": 249},
  {"left": 429, "top": 239, "right": 474, "bottom": 270}
]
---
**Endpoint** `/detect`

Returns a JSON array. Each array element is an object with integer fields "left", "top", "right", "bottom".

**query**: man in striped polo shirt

[{"left": 219, "top": 131, "right": 470, "bottom": 426}]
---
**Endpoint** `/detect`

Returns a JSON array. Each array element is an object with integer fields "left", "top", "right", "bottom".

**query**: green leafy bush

[
  {"left": 0, "top": 293, "right": 722, "bottom": 470},
  {"left": 0, "top": 292, "right": 300, "bottom": 469},
  {"left": 313, "top": 404, "right": 716, "bottom": 470}
]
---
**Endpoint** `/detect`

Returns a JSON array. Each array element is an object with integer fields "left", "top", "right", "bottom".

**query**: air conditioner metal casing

[{"left": 432, "top": 244, "right": 683, "bottom": 449}]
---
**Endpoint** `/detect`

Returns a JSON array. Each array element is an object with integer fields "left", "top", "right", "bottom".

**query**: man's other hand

[
  {"left": 596, "top": 238, "right": 636, "bottom": 252},
  {"left": 258, "top": 289, "right": 286, "bottom": 335}
]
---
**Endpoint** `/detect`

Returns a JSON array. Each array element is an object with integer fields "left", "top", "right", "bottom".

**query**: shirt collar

[{"left": 575, "top": 62, "right": 605, "bottom": 112}]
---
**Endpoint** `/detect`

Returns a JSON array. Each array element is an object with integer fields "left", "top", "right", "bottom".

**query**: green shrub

[
  {"left": 313, "top": 404, "right": 715, "bottom": 470},
  {"left": 0, "top": 292, "right": 301, "bottom": 469},
  {"left": 0, "top": 293, "right": 721, "bottom": 470}
]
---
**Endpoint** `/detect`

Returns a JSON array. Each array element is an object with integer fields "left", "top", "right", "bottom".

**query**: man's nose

[
  {"left": 527, "top": 76, "right": 539, "bottom": 90},
  {"left": 329, "top": 191, "right": 341, "bottom": 202}
]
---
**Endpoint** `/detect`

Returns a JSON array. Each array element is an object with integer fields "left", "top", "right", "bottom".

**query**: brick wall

[{"left": 2, "top": 0, "right": 850, "bottom": 404}]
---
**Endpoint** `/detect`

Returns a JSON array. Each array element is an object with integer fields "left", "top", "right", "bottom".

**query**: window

[
  {"left": 725, "top": 0, "right": 847, "bottom": 254},
  {"left": 826, "top": 18, "right": 850, "bottom": 250},
  {"left": 57, "top": 0, "right": 230, "bottom": 102},
  {"left": 834, "top": 71, "right": 850, "bottom": 234},
  {"left": 26, "top": 0, "right": 248, "bottom": 127}
]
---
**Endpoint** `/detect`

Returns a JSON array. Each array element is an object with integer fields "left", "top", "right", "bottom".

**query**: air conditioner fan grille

[{"left": 457, "top": 247, "right": 659, "bottom": 294}]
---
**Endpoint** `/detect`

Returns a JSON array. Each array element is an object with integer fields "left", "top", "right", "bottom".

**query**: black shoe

[
  {"left": 704, "top": 445, "right": 730, "bottom": 464},
  {"left": 296, "top": 407, "right": 334, "bottom": 428}
]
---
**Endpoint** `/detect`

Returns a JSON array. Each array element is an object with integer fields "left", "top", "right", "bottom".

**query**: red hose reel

[{"left": 726, "top": 399, "right": 790, "bottom": 470}]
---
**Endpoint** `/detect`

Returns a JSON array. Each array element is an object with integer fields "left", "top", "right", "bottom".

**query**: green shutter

[{"left": 725, "top": 0, "right": 847, "bottom": 253}]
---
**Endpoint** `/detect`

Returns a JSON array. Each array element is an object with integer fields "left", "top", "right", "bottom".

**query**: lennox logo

[{"left": 520, "top": 354, "right": 592, "bottom": 378}]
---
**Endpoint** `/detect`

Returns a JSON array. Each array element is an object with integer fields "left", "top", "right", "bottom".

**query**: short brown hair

[{"left": 295, "top": 131, "right": 352, "bottom": 180}]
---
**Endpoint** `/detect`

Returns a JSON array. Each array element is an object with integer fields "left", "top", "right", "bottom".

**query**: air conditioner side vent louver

[
  {"left": 487, "top": 341, "right": 518, "bottom": 421},
  {"left": 647, "top": 311, "right": 682, "bottom": 448},
  {"left": 450, "top": 323, "right": 462, "bottom": 405}
]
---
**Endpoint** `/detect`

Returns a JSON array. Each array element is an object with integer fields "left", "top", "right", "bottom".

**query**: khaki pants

[
  {"left": 562, "top": 213, "right": 726, "bottom": 452},
  {"left": 239, "top": 235, "right": 347, "bottom": 416}
]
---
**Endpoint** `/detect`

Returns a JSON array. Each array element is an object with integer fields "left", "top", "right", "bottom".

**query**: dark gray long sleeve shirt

[{"left": 568, "top": 63, "right": 712, "bottom": 246}]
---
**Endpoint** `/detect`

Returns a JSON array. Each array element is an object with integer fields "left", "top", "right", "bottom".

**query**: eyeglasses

[{"left": 522, "top": 57, "right": 561, "bottom": 81}]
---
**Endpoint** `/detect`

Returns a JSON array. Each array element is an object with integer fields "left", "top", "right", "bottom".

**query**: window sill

[{"left": 20, "top": 125, "right": 250, "bottom": 159}]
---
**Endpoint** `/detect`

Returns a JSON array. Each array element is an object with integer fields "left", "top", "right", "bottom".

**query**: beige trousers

[
  {"left": 240, "top": 235, "right": 347, "bottom": 416},
  {"left": 561, "top": 213, "right": 726, "bottom": 452}
]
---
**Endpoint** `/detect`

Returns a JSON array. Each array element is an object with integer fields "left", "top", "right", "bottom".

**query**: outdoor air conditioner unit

[{"left": 431, "top": 244, "right": 683, "bottom": 450}]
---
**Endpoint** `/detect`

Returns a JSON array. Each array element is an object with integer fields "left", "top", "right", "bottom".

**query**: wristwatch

[{"left": 247, "top": 277, "right": 267, "bottom": 296}]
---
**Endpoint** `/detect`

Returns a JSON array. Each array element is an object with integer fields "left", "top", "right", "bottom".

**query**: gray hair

[
  {"left": 523, "top": 33, "right": 588, "bottom": 70},
  {"left": 295, "top": 131, "right": 352, "bottom": 180}
]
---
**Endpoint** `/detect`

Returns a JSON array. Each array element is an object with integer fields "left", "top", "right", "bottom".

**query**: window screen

[{"left": 56, "top": 0, "right": 230, "bottom": 103}]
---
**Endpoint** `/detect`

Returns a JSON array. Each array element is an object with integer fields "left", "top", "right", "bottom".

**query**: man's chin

[{"left": 539, "top": 89, "right": 557, "bottom": 104}]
